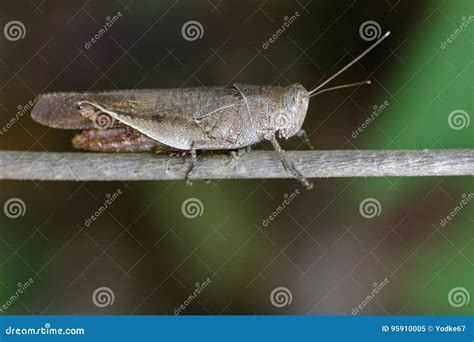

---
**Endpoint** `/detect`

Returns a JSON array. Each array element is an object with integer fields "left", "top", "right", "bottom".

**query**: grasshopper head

[
  {"left": 271, "top": 31, "right": 391, "bottom": 140},
  {"left": 273, "top": 83, "right": 309, "bottom": 139}
]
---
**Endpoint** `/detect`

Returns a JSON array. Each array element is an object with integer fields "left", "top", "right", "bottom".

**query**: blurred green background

[{"left": 0, "top": 0, "right": 472, "bottom": 315}]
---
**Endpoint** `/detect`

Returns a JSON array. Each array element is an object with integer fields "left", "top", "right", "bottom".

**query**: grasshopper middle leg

[{"left": 185, "top": 140, "right": 240, "bottom": 185}]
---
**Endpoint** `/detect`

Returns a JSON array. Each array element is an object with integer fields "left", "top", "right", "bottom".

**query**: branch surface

[{"left": 0, "top": 149, "right": 473, "bottom": 181}]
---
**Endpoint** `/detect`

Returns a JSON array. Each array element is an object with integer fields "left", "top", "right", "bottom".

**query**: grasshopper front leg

[
  {"left": 294, "top": 129, "right": 314, "bottom": 150},
  {"left": 269, "top": 136, "right": 313, "bottom": 190}
]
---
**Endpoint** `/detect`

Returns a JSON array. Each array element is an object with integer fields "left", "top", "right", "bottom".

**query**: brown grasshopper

[{"left": 31, "top": 32, "right": 390, "bottom": 189}]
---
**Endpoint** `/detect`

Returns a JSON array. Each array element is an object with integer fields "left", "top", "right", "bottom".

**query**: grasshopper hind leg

[
  {"left": 72, "top": 127, "right": 162, "bottom": 152},
  {"left": 152, "top": 146, "right": 186, "bottom": 156}
]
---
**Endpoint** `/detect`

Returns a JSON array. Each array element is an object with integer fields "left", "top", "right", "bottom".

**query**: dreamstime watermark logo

[
  {"left": 448, "top": 109, "right": 470, "bottom": 130},
  {"left": 0, "top": 278, "right": 34, "bottom": 313},
  {"left": 181, "top": 198, "right": 204, "bottom": 218},
  {"left": 352, "top": 100, "right": 390, "bottom": 139},
  {"left": 352, "top": 278, "right": 390, "bottom": 315},
  {"left": 4, "top": 322, "right": 85, "bottom": 336},
  {"left": 92, "top": 287, "right": 115, "bottom": 308},
  {"left": 262, "top": 189, "right": 300, "bottom": 227},
  {"left": 77, "top": 102, "right": 115, "bottom": 129},
  {"left": 84, "top": 11, "right": 123, "bottom": 49},
  {"left": 0, "top": 100, "right": 35, "bottom": 136},
  {"left": 84, "top": 189, "right": 122, "bottom": 227},
  {"left": 448, "top": 287, "right": 470, "bottom": 308},
  {"left": 271, "top": 110, "right": 291, "bottom": 130},
  {"left": 181, "top": 20, "right": 204, "bottom": 41},
  {"left": 4, "top": 20, "right": 26, "bottom": 41},
  {"left": 440, "top": 16, "right": 474, "bottom": 50},
  {"left": 359, "top": 20, "right": 381, "bottom": 41},
  {"left": 173, "top": 278, "right": 213, "bottom": 315},
  {"left": 3, "top": 198, "right": 26, "bottom": 219},
  {"left": 440, "top": 193, "right": 473, "bottom": 227},
  {"left": 359, "top": 198, "right": 381, "bottom": 219},
  {"left": 92, "top": 112, "right": 115, "bottom": 130},
  {"left": 270, "top": 287, "right": 293, "bottom": 308},
  {"left": 268, "top": 88, "right": 301, "bottom": 132},
  {"left": 262, "top": 11, "right": 300, "bottom": 49}
]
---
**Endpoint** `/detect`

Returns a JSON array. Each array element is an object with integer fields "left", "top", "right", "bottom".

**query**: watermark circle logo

[
  {"left": 92, "top": 113, "right": 115, "bottom": 130},
  {"left": 359, "top": 198, "right": 381, "bottom": 219},
  {"left": 448, "top": 287, "right": 470, "bottom": 308},
  {"left": 271, "top": 110, "right": 291, "bottom": 130},
  {"left": 359, "top": 21, "right": 381, "bottom": 41},
  {"left": 92, "top": 287, "right": 115, "bottom": 307},
  {"left": 4, "top": 198, "right": 26, "bottom": 218},
  {"left": 448, "top": 109, "right": 470, "bottom": 130},
  {"left": 181, "top": 198, "right": 204, "bottom": 218},
  {"left": 270, "top": 287, "right": 293, "bottom": 308},
  {"left": 181, "top": 20, "right": 204, "bottom": 41},
  {"left": 4, "top": 20, "right": 26, "bottom": 41}
]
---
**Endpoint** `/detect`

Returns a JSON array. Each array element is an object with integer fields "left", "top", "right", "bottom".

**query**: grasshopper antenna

[
  {"left": 308, "top": 31, "right": 390, "bottom": 97},
  {"left": 309, "top": 79, "right": 371, "bottom": 97}
]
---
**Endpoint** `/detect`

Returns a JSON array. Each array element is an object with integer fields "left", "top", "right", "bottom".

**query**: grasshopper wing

[
  {"left": 76, "top": 89, "right": 251, "bottom": 150},
  {"left": 31, "top": 87, "right": 244, "bottom": 129}
]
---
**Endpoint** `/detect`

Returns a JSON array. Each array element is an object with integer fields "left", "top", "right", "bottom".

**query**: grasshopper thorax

[{"left": 273, "top": 83, "right": 309, "bottom": 139}]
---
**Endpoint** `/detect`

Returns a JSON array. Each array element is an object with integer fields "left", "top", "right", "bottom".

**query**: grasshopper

[{"left": 31, "top": 32, "right": 390, "bottom": 189}]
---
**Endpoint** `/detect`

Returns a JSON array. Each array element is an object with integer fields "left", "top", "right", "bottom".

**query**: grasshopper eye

[
  {"left": 283, "top": 92, "right": 297, "bottom": 113},
  {"left": 279, "top": 84, "right": 310, "bottom": 138},
  {"left": 283, "top": 84, "right": 309, "bottom": 113},
  {"left": 285, "top": 97, "right": 297, "bottom": 112}
]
